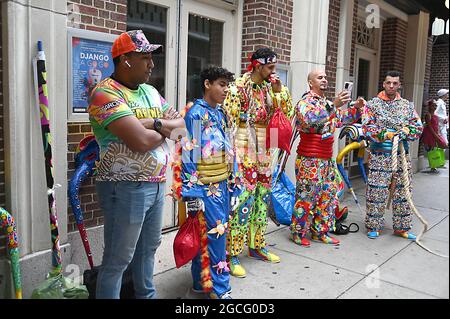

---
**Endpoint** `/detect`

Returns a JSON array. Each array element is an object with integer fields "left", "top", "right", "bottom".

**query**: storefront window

[
  {"left": 186, "top": 15, "right": 223, "bottom": 102},
  {"left": 127, "top": 0, "right": 167, "bottom": 96}
]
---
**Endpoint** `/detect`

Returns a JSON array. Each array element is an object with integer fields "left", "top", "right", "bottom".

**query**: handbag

[
  {"left": 427, "top": 147, "right": 445, "bottom": 169},
  {"left": 332, "top": 220, "right": 359, "bottom": 235},
  {"left": 173, "top": 213, "right": 201, "bottom": 268},
  {"left": 266, "top": 108, "right": 293, "bottom": 154}
]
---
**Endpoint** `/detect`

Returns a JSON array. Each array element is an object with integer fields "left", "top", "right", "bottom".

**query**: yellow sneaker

[
  {"left": 248, "top": 247, "right": 281, "bottom": 263},
  {"left": 229, "top": 256, "right": 246, "bottom": 278}
]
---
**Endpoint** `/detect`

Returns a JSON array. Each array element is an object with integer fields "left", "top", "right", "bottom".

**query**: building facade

[{"left": 1, "top": 0, "right": 448, "bottom": 298}]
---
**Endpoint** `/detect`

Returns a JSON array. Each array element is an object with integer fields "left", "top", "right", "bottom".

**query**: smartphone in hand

[
  {"left": 344, "top": 81, "right": 353, "bottom": 100},
  {"left": 344, "top": 81, "right": 353, "bottom": 93}
]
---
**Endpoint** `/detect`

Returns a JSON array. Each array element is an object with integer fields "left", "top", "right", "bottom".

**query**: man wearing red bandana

[
  {"left": 291, "top": 70, "right": 364, "bottom": 246},
  {"left": 223, "top": 48, "right": 293, "bottom": 278}
]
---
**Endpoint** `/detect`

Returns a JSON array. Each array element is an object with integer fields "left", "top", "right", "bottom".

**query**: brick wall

[
  {"left": 423, "top": 36, "right": 433, "bottom": 105},
  {"left": 429, "top": 42, "right": 449, "bottom": 144},
  {"left": 378, "top": 18, "right": 407, "bottom": 90},
  {"left": 429, "top": 43, "right": 449, "bottom": 100},
  {"left": 325, "top": 0, "right": 340, "bottom": 95},
  {"left": 240, "top": 0, "right": 293, "bottom": 74},
  {"left": 67, "top": 0, "right": 127, "bottom": 35},
  {"left": 349, "top": 0, "right": 358, "bottom": 77},
  {"left": 418, "top": 36, "right": 434, "bottom": 157},
  {"left": 66, "top": 0, "right": 127, "bottom": 233},
  {"left": 419, "top": 40, "right": 449, "bottom": 157}
]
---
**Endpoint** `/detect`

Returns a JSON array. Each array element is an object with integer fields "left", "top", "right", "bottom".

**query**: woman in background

[{"left": 421, "top": 99, "right": 448, "bottom": 173}]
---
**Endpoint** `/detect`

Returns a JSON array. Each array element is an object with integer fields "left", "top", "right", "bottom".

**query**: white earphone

[{"left": 125, "top": 61, "right": 131, "bottom": 68}]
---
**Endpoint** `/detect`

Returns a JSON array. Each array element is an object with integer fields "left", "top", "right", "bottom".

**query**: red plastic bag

[
  {"left": 266, "top": 108, "right": 293, "bottom": 154},
  {"left": 173, "top": 214, "right": 200, "bottom": 268}
]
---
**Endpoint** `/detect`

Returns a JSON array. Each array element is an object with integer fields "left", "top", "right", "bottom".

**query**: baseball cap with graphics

[{"left": 111, "top": 30, "right": 162, "bottom": 59}]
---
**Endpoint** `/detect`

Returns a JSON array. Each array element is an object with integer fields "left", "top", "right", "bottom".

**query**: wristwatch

[{"left": 153, "top": 118, "right": 162, "bottom": 132}]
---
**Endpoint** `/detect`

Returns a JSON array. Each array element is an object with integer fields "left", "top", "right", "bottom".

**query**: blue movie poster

[{"left": 72, "top": 37, "right": 114, "bottom": 113}]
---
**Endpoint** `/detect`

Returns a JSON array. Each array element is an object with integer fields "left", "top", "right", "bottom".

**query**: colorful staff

[
  {"left": 340, "top": 124, "right": 368, "bottom": 184},
  {"left": 171, "top": 139, "right": 186, "bottom": 226},
  {"left": 35, "top": 40, "right": 62, "bottom": 272},
  {"left": 336, "top": 124, "right": 367, "bottom": 215},
  {"left": 170, "top": 102, "right": 194, "bottom": 227},
  {"left": 0, "top": 208, "right": 22, "bottom": 299},
  {"left": 68, "top": 136, "right": 99, "bottom": 269}
]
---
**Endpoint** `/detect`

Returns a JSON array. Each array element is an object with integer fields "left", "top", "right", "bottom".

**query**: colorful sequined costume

[
  {"left": 181, "top": 99, "right": 232, "bottom": 298},
  {"left": 291, "top": 91, "right": 360, "bottom": 244},
  {"left": 223, "top": 72, "right": 293, "bottom": 260},
  {"left": 362, "top": 91, "right": 423, "bottom": 232}
]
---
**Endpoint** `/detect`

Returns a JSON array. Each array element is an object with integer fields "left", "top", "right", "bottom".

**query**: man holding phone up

[
  {"left": 291, "top": 70, "right": 364, "bottom": 246},
  {"left": 222, "top": 47, "right": 293, "bottom": 278}
]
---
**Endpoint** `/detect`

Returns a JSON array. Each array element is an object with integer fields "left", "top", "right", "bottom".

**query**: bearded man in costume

[{"left": 223, "top": 47, "right": 293, "bottom": 278}]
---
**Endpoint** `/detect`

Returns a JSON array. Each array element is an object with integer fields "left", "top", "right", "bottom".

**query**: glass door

[
  {"left": 186, "top": 15, "right": 224, "bottom": 102},
  {"left": 127, "top": 0, "right": 178, "bottom": 107},
  {"left": 178, "top": 0, "right": 240, "bottom": 107},
  {"left": 355, "top": 47, "right": 378, "bottom": 101},
  {"left": 348, "top": 47, "right": 379, "bottom": 176},
  {"left": 127, "top": 0, "right": 179, "bottom": 231},
  {"left": 356, "top": 58, "right": 370, "bottom": 100},
  {"left": 126, "top": 0, "right": 241, "bottom": 231}
]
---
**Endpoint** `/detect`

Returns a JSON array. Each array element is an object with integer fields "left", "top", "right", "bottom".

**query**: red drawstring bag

[
  {"left": 173, "top": 214, "right": 200, "bottom": 268},
  {"left": 266, "top": 108, "right": 293, "bottom": 154}
]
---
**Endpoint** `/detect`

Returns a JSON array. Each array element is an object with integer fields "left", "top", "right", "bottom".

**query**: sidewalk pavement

[{"left": 153, "top": 162, "right": 449, "bottom": 299}]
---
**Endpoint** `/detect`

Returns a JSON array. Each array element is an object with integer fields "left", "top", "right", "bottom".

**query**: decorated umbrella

[
  {"left": 336, "top": 124, "right": 367, "bottom": 215},
  {"left": 0, "top": 208, "right": 22, "bottom": 299},
  {"left": 34, "top": 40, "right": 62, "bottom": 273},
  {"left": 68, "top": 136, "right": 99, "bottom": 269}
]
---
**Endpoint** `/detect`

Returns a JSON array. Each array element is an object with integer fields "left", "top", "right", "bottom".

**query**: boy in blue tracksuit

[{"left": 181, "top": 66, "right": 235, "bottom": 299}]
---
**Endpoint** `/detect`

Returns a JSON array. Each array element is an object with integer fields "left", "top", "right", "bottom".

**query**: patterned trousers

[
  {"left": 291, "top": 156, "right": 339, "bottom": 238},
  {"left": 365, "top": 151, "right": 413, "bottom": 231},
  {"left": 191, "top": 180, "right": 231, "bottom": 297},
  {"left": 226, "top": 166, "right": 272, "bottom": 257}
]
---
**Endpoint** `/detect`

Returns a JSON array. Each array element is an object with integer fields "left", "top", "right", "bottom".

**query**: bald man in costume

[{"left": 291, "top": 70, "right": 364, "bottom": 246}]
